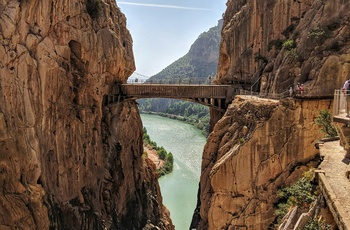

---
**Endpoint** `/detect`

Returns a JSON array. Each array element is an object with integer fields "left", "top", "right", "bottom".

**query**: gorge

[
  {"left": 141, "top": 114, "right": 205, "bottom": 230},
  {"left": 1, "top": 0, "right": 350, "bottom": 229}
]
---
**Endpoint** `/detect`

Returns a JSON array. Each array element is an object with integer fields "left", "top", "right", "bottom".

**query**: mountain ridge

[{"left": 147, "top": 19, "right": 223, "bottom": 83}]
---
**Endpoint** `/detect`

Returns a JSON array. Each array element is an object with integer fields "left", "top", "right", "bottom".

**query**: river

[{"left": 141, "top": 114, "right": 206, "bottom": 230}]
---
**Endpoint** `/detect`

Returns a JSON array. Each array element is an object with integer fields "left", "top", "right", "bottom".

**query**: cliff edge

[
  {"left": 192, "top": 96, "right": 332, "bottom": 229},
  {"left": 217, "top": 0, "right": 350, "bottom": 96},
  {"left": 0, "top": 1, "right": 171, "bottom": 229},
  {"left": 192, "top": 1, "right": 350, "bottom": 228}
]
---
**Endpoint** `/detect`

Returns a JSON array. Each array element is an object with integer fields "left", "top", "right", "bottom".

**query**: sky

[{"left": 117, "top": 0, "right": 227, "bottom": 80}]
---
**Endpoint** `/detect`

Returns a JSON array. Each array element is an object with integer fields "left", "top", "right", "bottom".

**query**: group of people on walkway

[{"left": 289, "top": 82, "right": 305, "bottom": 97}]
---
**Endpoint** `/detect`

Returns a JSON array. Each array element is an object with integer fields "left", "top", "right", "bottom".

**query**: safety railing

[
  {"left": 333, "top": 89, "right": 349, "bottom": 118},
  {"left": 239, "top": 89, "right": 285, "bottom": 100}
]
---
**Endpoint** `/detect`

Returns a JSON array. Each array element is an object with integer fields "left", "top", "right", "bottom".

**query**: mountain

[
  {"left": 147, "top": 19, "right": 223, "bottom": 84},
  {"left": 138, "top": 21, "right": 224, "bottom": 135}
]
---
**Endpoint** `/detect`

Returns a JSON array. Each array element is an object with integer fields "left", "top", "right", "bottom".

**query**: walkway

[
  {"left": 318, "top": 140, "right": 350, "bottom": 229},
  {"left": 105, "top": 84, "right": 239, "bottom": 112}
]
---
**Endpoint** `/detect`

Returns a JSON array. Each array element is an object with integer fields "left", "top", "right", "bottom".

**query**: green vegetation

[
  {"left": 281, "top": 39, "right": 300, "bottom": 62},
  {"left": 137, "top": 22, "right": 222, "bottom": 134},
  {"left": 143, "top": 127, "right": 174, "bottom": 176},
  {"left": 274, "top": 169, "right": 332, "bottom": 228},
  {"left": 282, "top": 39, "right": 296, "bottom": 51},
  {"left": 138, "top": 98, "right": 210, "bottom": 136},
  {"left": 304, "top": 218, "right": 332, "bottom": 230},
  {"left": 275, "top": 171, "right": 317, "bottom": 222},
  {"left": 307, "top": 26, "right": 330, "bottom": 46},
  {"left": 147, "top": 21, "right": 222, "bottom": 84},
  {"left": 307, "top": 27, "right": 327, "bottom": 40},
  {"left": 314, "top": 110, "right": 337, "bottom": 138},
  {"left": 86, "top": 0, "right": 101, "bottom": 19}
]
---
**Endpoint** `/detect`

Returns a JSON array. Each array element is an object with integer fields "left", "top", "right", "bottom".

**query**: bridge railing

[
  {"left": 239, "top": 89, "right": 285, "bottom": 99},
  {"left": 111, "top": 84, "right": 232, "bottom": 99},
  {"left": 127, "top": 79, "right": 210, "bottom": 85},
  {"left": 333, "top": 89, "right": 349, "bottom": 118}
]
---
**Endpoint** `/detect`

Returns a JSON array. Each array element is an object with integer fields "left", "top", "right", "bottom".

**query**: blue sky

[{"left": 117, "top": 0, "right": 227, "bottom": 80}]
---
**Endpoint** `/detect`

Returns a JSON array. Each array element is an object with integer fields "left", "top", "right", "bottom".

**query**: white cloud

[{"left": 118, "top": 1, "right": 212, "bottom": 11}]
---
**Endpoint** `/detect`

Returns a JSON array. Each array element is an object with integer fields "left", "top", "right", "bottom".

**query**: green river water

[{"left": 141, "top": 114, "right": 206, "bottom": 230}]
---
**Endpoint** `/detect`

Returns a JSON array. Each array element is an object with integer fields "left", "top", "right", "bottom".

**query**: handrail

[
  {"left": 333, "top": 89, "right": 348, "bottom": 118},
  {"left": 250, "top": 75, "right": 262, "bottom": 96}
]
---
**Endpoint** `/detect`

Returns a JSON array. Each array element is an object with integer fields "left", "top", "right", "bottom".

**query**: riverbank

[
  {"left": 141, "top": 114, "right": 206, "bottom": 229},
  {"left": 140, "top": 111, "right": 209, "bottom": 136},
  {"left": 143, "top": 127, "right": 174, "bottom": 176},
  {"left": 144, "top": 145, "right": 164, "bottom": 169}
]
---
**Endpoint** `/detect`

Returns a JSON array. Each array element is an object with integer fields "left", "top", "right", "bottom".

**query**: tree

[
  {"left": 166, "top": 152, "right": 174, "bottom": 164},
  {"left": 158, "top": 148, "right": 167, "bottom": 160}
]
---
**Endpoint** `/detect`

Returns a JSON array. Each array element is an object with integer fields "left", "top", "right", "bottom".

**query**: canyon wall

[
  {"left": 217, "top": 0, "right": 350, "bottom": 95},
  {"left": 0, "top": 0, "right": 171, "bottom": 229},
  {"left": 193, "top": 0, "right": 350, "bottom": 229},
  {"left": 193, "top": 97, "right": 332, "bottom": 229}
]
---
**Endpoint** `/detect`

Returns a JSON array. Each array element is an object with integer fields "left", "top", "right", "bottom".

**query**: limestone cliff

[
  {"left": 192, "top": 0, "right": 350, "bottom": 229},
  {"left": 192, "top": 97, "right": 332, "bottom": 229},
  {"left": 0, "top": 0, "right": 171, "bottom": 229},
  {"left": 217, "top": 0, "right": 350, "bottom": 95}
]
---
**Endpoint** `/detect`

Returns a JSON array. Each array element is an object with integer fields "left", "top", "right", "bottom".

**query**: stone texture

[
  {"left": 193, "top": 97, "right": 332, "bottom": 229},
  {"left": 0, "top": 0, "right": 172, "bottom": 229},
  {"left": 191, "top": 0, "right": 350, "bottom": 229},
  {"left": 217, "top": 0, "right": 350, "bottom": 96}
]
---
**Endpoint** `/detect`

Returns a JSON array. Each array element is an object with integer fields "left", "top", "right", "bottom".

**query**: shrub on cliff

[
  {"left": 275, "top": 171, "right": 317, "bottom": 221},
  {"left": 307, "top": 27, "right": 329, "bottom": 45},
  {"left": 282, "top": 39, "right": 296, "bottom": 51},
  {"left": 304, "top": 218, "right": 332, "bottom": 230},
  {"left": 314, "top": 110, "right": 337, "bottom": 137}
]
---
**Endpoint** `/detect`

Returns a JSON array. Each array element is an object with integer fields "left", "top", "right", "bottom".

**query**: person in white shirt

[{"left": 342, "top": 79, "right": 350, "bottom": 117}]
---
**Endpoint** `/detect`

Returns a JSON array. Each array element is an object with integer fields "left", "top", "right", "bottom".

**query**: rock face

[
  {"left": 192, "top": 0, "right": 350, "bottom": 229},
  {"left": 0, "top": 0, "right": 171, "bottom": 229},
  {"left": 217, "top": 0, "right": 350, "bottom": 95},
  {"left": 192, "top": 97, "right": 332, "bottom": 229}
]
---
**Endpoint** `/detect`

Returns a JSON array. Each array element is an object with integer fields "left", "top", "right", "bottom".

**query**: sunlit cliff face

[
  {"left": 0, "top": 1, "right": 172, "bottom": 229},
  {"left": 192, "top": 0, "right": 350, "bottom": 229},
  {"left": 217, "top": 0, "right": 350, "bottom": 95}
]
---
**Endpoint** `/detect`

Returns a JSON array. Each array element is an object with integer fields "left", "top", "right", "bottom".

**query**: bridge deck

[
  {"left": 106, "top": 84, "right": 238, "bottom": 112},
  {"left": 111, "top": 84, "right": 234, "bottom": 99}
]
